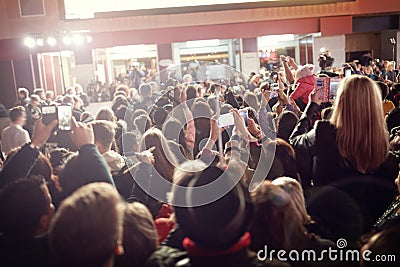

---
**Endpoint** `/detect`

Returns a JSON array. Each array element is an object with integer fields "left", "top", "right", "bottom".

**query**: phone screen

[
  {"left": 218, "top": 113, "right": 234, "bottom": 128},
  {"left": 58, "top": 105, "right": 72, "bottom": 131},
  {"left": 218, "top": 110, "right": 249, "bottom": 128},
  {"left": 345, "top": 69, "right": 352, "bottom": 78},
  {"left": 270, "top": 83, "right": 279, "bottom": 98},
  {"left": 315, "top": 77, "right": 329, "bottom": 103},
  {"left": 329, "top": 78, "right": 341, "bottom": 100}
]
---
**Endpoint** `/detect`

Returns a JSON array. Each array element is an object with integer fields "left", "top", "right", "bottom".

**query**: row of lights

[{"left": 24, "top": 33, "right": 93, "bottom": 48}]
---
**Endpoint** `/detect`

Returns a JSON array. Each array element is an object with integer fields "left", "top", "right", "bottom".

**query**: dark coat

[{"left": 290, "top": 103, "right": 398, "bottom": 234}]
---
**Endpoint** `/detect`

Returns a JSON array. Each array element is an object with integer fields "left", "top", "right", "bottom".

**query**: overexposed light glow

[
  {"left": 86, "top": 36, "right": 93, "bottom": 43},
  {"left": 320, "top": 47, "right": 326, "bottom": 53},
  {"left": 47, "top": 37, "right": 57, "bottom": 46},
  {"left": 260, "top": 34, "right": 295, "bottom": 42},
  {"left": 63, "top": 36, "right": 72, "bottom": 45},
  {"left": 186, "top": 39, "right": 220, "bottom": 48},
  {"left": 72, "top": 35, "right": 84, "bottom": 45},
  {"left": 24, "top": 37, "right": 36, "bottom": 48},
  {"left": 36, "top": 38, "right": 44, "bottom": 47}
]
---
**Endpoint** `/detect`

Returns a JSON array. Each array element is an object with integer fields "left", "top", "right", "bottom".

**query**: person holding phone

[{"left": 289, "top": 64, "right": 316, "bottom": 111}]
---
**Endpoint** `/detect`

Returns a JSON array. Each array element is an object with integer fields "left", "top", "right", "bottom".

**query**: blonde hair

[
  {"left": 272, "top": 177, "right": 311, "bottom": 224},
  {"left": 330, "top": 75, "right": 389, "bottom": 174}
]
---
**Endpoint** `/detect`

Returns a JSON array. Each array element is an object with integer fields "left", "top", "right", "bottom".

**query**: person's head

[
  {"left": 139, "top": 128, "right": 177, "bottom": 182},
  {"left": 134, "top": 114, "right": 151, "bottom": 135},
  {"left": 62, "top": 95, "right": 74, "bottom": 106},
  {"left": 80, "top": 111, "right": 94, "bottom": 123},
  {"left": 330, "top": 75, "right": 389, "bottom": 174},
  {"left": 96, "top": 107, "right": 117, "bottom": 123},
  {"left": 0, "top": 176, "right": 54, "bottom": 239},
  {"left": 33, "top": 88, "right": 45, "bottom": 100},
  {"left": 263, "top": 138, "right": 298, "bottom": 181},
  {"left": 74, "top": 83, "right": 83, "bottom": 94},
  {"left": 29, "top": 94, "right": 40, "bottom": 107},
  {"left": 121, "top": 132, "right": 139, "bottom": 154},
  {"left": 49, "top": 183, "right": 123, "bottom": 267},
  {"left": 46, "top": 90, "right": 55, "bottom": 101},
  {"left": 272, "top": 177, "right": 310, "bottom": 224},
  {"left": 250, "top": 180, "right": 305, "bottom": 251},
  {"left": 243, "top": 91, "right": 259, "bottom": 111},
  {"left": 115, "top": 202, "right": 158, "bottom": 267},
  {"left": 377, "top": 81, "right": 389, "bottom": 101},
  {"left": 182, "top": 74, "right": 193, "bottom": 84},
  {"left": 251, "top": 74, "right": 261, "bottom": 84},
  {"left": 49, "top": 148, "right": 73, "bottom": 176},
  {"left": 172, "top": 160, "right": 254, "bottom": 251},
  {"left": 65, "top": 87, "right": 75, "bottom": 95},
  {"left": 9, "top": 106, "right": 26, "bottom": 125},
  {"left": 321, "top": 107, "right": 333, "bottom": 120},
  {"left": 163, "top": 118, "right": 185, "bottom": 145},
  {"left": 139, "top": 83, "right": 152, "bottom": 98},
  {"left": 277, "top": 111, "right": 299, "bottom": 142},
  {"left": 73, "top": 96, "right": 82, "bottom": 109},
  {"left": 18, "top": 87, "right": 29, "bottom": 100},
  {"left": 152, "top": 107, "right": 168, "bottom": 126},
  {"left": 90, "top": 120, "right": 116, "bottom": 154},
  {"left": 295, "top": 64, "right": 314, "bottom": 80},
  {"left": 186, "top": 85, "right": 198, "bottom": 100},
  {"left": 116, "top": 85, "right": 130, "bottom": 97}
]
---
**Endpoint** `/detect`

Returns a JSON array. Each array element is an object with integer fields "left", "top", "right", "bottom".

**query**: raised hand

[
  {"left": 31, "top": 119, "right": 58, "bottom": 147},
  {"left": 70, "top": 117, "right": 95, "bottom": 149}
]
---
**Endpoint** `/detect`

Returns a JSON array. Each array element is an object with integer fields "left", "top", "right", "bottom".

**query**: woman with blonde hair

[
  {"left": 290, "top": 75, "right": 392, "bottom": 186},
  {"left": 290, "top": 75, "right": 397, "bottom": 235}
]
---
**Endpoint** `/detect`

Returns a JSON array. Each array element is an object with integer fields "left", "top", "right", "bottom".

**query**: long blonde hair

[{"left": 330, "top": 75, "right": 389, "bottom": 174}]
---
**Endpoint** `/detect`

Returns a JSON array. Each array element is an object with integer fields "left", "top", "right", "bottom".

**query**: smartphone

[
  {"left": 57, "top": 105, "right": 72, "bottom": 131},
  {"left": 315, "top": 77, "right": 329, "bottom": 103},
  {"left": 329, "top": 78, "right": 341, "bottom": 100},
  {"left": 270, "top": 83, "right": 279, "bottom": 98},
  {"left": 345, "top": 69, "right": 352, "bottom": 78},
  {"left": 42, "top": 105, "right": 57, "bottom": 125},
  {"left": 218, "top": 109, "right": 249, "bottom": 128}
]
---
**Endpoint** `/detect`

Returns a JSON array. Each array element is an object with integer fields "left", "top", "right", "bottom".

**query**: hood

[
  {"left": 297, "top": 75, "right": 316, "bottom": 85},
  {"left": 102, "top": 150, "right": 125, "bottom": 172}
]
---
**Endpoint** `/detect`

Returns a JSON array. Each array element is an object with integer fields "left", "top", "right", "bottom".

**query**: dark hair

[
  {"left": 18, "top": 88, "right": 29, "bottom": 98},
  {"left": 321, "top": 107, "right": 333, "bottom": 120},
  {"left": 386, "top": 108, "right": 400, "bottom": 133},
  {"left": 121, "top": 132, "right": 139, "bottom": 153},
  {"left": 152, "top": 108, "right": 168, "bottom": 126},
  {"left": 134, "top": 114, "right": 151, "bottom": 135},
  {"left": 90, "top": 120, "right": 116, "bottom": 150},
  {"left": 116, "top": 105, "right": 128, "bottom": 121},
  {"left": 186, "top": 85, "right": 197, "bottom": 101},
  {"left": 9, "top": 106, "right": 25, "bottom": 122},
  {"left": 265, "top": 138, "right": 298, "bottom": 181},
  {"left": 112, "top": 95, "right": 129, "bottom": 115},
  {"left": 163, "top": 118, "right": 187, "bottom": 151},
  {"left": 277, "top": 111, "right": 299, "bottom": 142},
  {"left": 377, "top": 81, "right": 389, "bottom": 101},
  {"left": 0, "top": 176, "right": 48, "bottom": 238},
  {"left": 139, "top": 84, "right": 152, "bottom": 97}
]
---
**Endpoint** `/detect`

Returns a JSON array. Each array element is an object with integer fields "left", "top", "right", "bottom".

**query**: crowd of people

[{"left": 0, "top": 54, "right": 400, "bottom": 267}]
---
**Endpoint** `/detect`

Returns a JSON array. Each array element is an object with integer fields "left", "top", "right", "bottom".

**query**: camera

[{"left": 42, "top": 104, "right": 72, "bottom": 131}]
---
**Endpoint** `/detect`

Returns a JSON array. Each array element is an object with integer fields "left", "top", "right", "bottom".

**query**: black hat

[{"left": 173, "top": 165, "right": 253, "bottom": 251}]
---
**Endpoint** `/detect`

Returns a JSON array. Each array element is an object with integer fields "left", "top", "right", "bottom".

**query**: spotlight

[
  {"left": 36, "top": 38, "right": 44, "bottom": 47},
  {"left": 47, "top": 37, "right": 57, "bottom": 46},
  {"left": 62, "top": 36, "right": 72, "bottom": 45},
  {"left": 86, "top": 35, "right": 93, "bottom": 44},
  {"left": 24, "top": 37, "right": 36, "bottom": 48},
  {"left": 72, "top": 35, "right": 84, "bottom": 46},
  {"left": 320, "top": 47, "right": 326, "bottom": 53}
]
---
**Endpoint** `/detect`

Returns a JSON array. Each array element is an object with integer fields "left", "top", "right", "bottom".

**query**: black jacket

[{"left": 290, "top": 103, "right": 398, "bottom": 232}]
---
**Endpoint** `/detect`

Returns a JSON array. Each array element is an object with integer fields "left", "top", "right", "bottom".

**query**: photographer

[{"left": 318, "top": 50, "right": 334, "bottom": 71}]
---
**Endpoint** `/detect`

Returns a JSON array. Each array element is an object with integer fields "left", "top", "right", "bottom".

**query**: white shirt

[{"left": 1, "top": 124, "right": 31, "bottom": 155}]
